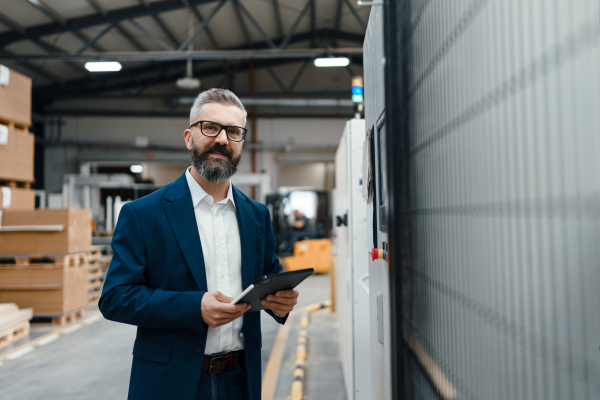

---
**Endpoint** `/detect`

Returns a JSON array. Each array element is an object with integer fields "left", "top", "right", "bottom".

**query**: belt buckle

[{"left": 209, "top": 355, "right": 224, "bottom": 375}]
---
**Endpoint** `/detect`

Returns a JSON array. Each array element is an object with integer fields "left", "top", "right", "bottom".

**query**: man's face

[{"left": 184, "top": 103, "right": 245, "bottom": 183}]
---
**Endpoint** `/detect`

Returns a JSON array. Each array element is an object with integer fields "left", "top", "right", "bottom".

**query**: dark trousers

[
  {"left": 195, "top": 352, "right": 249, "bottom": 400},
  {"left": 285, "top": 230, "right": 311, "bottom": 253}
]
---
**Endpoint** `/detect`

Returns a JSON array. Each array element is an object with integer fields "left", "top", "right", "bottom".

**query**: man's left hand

[{"left": 261, "top": 289, "right": 299, "bottom": 316}]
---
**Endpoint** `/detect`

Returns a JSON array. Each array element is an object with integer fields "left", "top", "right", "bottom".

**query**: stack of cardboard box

[
  {"left": 0, "top": 65, "right": 35, "bottom": 210},
  {"left": 0, "top": 65, "right": 93, "bottom": 323}
]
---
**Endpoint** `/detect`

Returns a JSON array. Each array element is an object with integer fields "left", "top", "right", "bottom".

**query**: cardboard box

[
  {"left": 0, "top": 263, "right": 89, "bottom": 315},
  {"left": 0, "top": 66, "right": 32, "bottom": 127},
  {"left": 0, "top": 209, "right": 92, "bottom": 255},
  {"left": 0, "top": 187, "right": 35, "bottom": 210},
  {"left": 0, "top": 123, "right": 34, "bottom": 183}
]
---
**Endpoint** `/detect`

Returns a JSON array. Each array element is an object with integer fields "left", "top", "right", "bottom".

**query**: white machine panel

[{"left": 333, "top": 119, "right": 371, "bottom": 400}]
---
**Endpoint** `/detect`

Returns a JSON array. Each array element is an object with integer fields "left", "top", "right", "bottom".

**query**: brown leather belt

[{"left": 202, "top": 351, "right": 245, "bottom": 375}]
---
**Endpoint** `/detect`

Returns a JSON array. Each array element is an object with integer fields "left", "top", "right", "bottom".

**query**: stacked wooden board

[
  {"left": 0, "top": 67, "right": 95, "bottom": 324},
  {"left": 0, "top": 209, "right": 93, "bottom": 323},
  {"left": 0, "top": 303, "right": 33, "bottom": 350},
  {"left": 87, "top": 248, "right": 105, "bottom": 304},
  {"left": 0, "top": 65, "right": 34, "bottom": 210}
]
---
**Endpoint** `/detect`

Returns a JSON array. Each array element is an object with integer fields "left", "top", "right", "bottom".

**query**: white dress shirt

[{"left": 185, "top": 168, "right": 244, "bottom": 355}]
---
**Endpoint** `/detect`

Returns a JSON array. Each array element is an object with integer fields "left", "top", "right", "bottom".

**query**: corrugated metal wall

[{"left": 380, "top": 1, "right": 600, "bottom": 399}]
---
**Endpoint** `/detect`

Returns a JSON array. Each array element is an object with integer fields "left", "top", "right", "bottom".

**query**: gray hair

[{"left": 189, "top": 88, "right": 247, "bottom": 125}]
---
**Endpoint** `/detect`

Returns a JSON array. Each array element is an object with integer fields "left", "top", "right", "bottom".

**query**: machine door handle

[
  {"left": 359, "top": 274, "right": 369, "bottom": 295},
  {"left": 336, "top": 213, "right": 348, "bottom": 227}
]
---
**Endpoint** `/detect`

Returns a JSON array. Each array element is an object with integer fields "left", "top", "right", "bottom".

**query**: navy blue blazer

[{"left": 99, "top": 172, "right": 288, "bottom": 400}]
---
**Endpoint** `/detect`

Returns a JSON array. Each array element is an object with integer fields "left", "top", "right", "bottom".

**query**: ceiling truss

[{"left": 0, "top": 0, "right": 368, "bottom": 115}]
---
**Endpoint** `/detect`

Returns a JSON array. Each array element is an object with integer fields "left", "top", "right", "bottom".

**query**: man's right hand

[{"left": 201, "top": 291, "right": 250, "bottom": 328}]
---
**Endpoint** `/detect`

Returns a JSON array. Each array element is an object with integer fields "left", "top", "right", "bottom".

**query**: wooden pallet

[
  {"left": 88, "top": 286, "right": 102, "bottom": 305},
  {"left": 0, "top": 304, "right": 33, "bottom": 350},
  {"left": 32, "top": 307, "right": 85, "bottom": 325},
  {"left": 87, "top": 250, "right": 103, "bottom": 263},
  {"left": 0, "top": 252, "right": 90, "bottom": 268},
  {"left": 0, "top": 117, "right": 30, "bottom": 131},
  {"left": 88, "top": 260, "right": 102, "bottom": 274},
  {"left": 0, "top": 320, "right": 30, "bottom": 350},
  {"left": 88, "top": 260, "right": 104, "bottom": 302},
  {"left": 0, "top": 179, "right": 31, "bottom": 189},
  {"left": 88, "top": 270, "right": 103, "bottom": 284}
]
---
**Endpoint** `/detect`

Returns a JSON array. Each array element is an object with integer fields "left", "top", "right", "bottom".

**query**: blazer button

[{"left": 195, "top": 346, "right": 202, "bottom": 353}]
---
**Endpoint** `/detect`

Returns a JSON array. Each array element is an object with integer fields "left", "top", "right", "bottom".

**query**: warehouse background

[
  {"left": 0, "top": 2, "right": 370, "bottom": 399},
  {"left": 4, "top": 1, "right": 600, "bottom": 400},
  {"left": 0, "top": 0, "right": 368, "bottom": 203}
]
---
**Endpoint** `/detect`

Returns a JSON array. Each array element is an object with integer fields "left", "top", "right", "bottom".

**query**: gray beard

[{"left": 190, "top": 141, "right": 241, "bottom": 184}]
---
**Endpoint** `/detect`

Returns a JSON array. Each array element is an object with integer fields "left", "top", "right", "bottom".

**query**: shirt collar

[{"left": 185, "top": 167, "right": 236, "bottom": 209}]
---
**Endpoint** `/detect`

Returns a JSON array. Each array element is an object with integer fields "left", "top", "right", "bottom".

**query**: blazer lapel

[
  {"left": 233, "top": 185, "right": 257, "bottom": 290},
  {"left": 163, "top": 173, "right": 208, "bottom": 291}
]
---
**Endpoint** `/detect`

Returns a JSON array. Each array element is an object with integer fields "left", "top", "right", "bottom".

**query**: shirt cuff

[{"left": 274, "top": 312, "right": 288, "bottom": 318}]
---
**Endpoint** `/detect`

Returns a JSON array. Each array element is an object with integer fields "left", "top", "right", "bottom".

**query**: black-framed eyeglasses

[{"left": 190, "top": 120, "right": 247, "bottom": 142}]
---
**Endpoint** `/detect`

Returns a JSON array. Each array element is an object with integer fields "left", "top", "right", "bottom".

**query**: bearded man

[{"left": 99, "top": 88, "right": 299, "bottom": 400}]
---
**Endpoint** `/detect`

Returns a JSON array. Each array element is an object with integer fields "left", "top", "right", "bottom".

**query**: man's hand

[
  {"left": 201, "top": 291, "right": 250, "bottom": 328},
  {"left": 261, "top": 289, "right": 299, "bottom": 316}
]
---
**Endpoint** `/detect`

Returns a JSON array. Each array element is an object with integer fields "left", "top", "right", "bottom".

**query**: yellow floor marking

[
  {"left": 261, "top": 311, "right": 295, "bottom": 400},
  {"left": 406, "top": 335, "right": 457, "bottom": 399}
]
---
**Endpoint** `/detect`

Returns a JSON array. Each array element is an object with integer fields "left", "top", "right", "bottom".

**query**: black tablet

[{"left": 231, "top": 268, "right": 314, "bottom": 312}]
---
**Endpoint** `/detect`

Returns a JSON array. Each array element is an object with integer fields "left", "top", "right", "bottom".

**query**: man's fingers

[
  {"left": 263, "top": 305, "right": 289, "bottom": 315},
  {"left": 265, "top": 295, "right": 296, "bottom": 305},
  {"left": 202, "top": 292, "right": 250, "bottom": 328},
  {"left": 216, "top": 303, "right": 247, "bottom": 314},
  {"left": 274, "top": 290, "right": 298, "bottom": 298},
  {"left": 213, "top": 291, "right": 235, "bottom": 303},
  {"left": 262, "top": 300, "right": 291, "bottom": 312}
]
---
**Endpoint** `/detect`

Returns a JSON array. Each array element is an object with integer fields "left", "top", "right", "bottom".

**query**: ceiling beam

[
  {"left": 0, "top": 10, "right": 90, "bottom": 76},
  {"left": 271, "top": 0, "right": 283, "bottom": 38},
  {"left": 128, "top": 18, "right": 174, "bottom": 51},
  {"left": 84, "top": 0, "right": 148, "bottom": 51},
  {"left": 232, "top": 0, "right": 252, "bottom": 48},
  {"left": 182, "top": 0, "right": 221, "bottom": 50},
  {"left": 265, "top": 66, "right": 288, "bottom": 93},
  {"left": 287, "top": 59, "right": 309, "bottom": 92},
  {"left": 32, "top": 28, "right": 364, "bottom": 96},
  {"left": 136, "top": 0, "right": 180, "bottom": 48},
  {"left": 234, "top": 0, "right": 276, "bottom": 49},
  {"left": 177, "top": 0, "right": 227, "bottom": 51},
  {"left": 341, "top": 0, "right": 367, "bottom": 31},
  {"left": 39, "top": 91, "right": 349, "bottom": 100},
  {"left": 22, "top": 0, "right": 107, "bottom": 52},
  {"left": 0, "top": 0, "right": 220, "bottom": 48},
  {"left": 1, "top": 48, "right": 362, "bottom": 63},
  {"left": 0, "top": 50, "right": 64, "bottom": 84},
  {"left": 39, "top": 110, "right": 351, "bottom": 119},
  {"left": 310, "top": 0, "right": 316, "bottom": 48},
  {"left": 279, "top": 0, "right": 311, "bottom": 49},
  {"left": 334, "top": 0, "right": 343, "bottom": 46},
  {"left": 76, "top": 22, "right": 116, "bottom": 54},
  {"left": 35, "top": 57, "right": 361, "bottom": 103}
]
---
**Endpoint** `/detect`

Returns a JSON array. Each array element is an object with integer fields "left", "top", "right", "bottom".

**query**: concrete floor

[{"left": 0, "top": 273, "right": 346, "bottom": 400}]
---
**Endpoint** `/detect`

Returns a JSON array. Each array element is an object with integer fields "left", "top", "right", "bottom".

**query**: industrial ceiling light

[
  {"left": 314, "top": 57, "right": 350, "bottom": 67},
  {"left": 84, "top": 61, "right": 122, "bottom": 72},
  {"left": 130, "top": 165, "right": 143, "bottom": 174},
  {"left": 176, "top": 14, "right": 201, "bottom": 90},
  {"left": 176, "top": 66, "right": 201, "bottom": 90}
]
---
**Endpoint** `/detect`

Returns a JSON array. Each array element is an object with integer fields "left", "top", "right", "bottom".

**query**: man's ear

[{"left": 184, "top": 129, "right": 193, "bottom": 150}]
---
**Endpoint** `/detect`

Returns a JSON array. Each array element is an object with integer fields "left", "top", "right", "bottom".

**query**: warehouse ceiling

[{"left": 0, "top": 0, "right": 369, "bottom": 119}]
